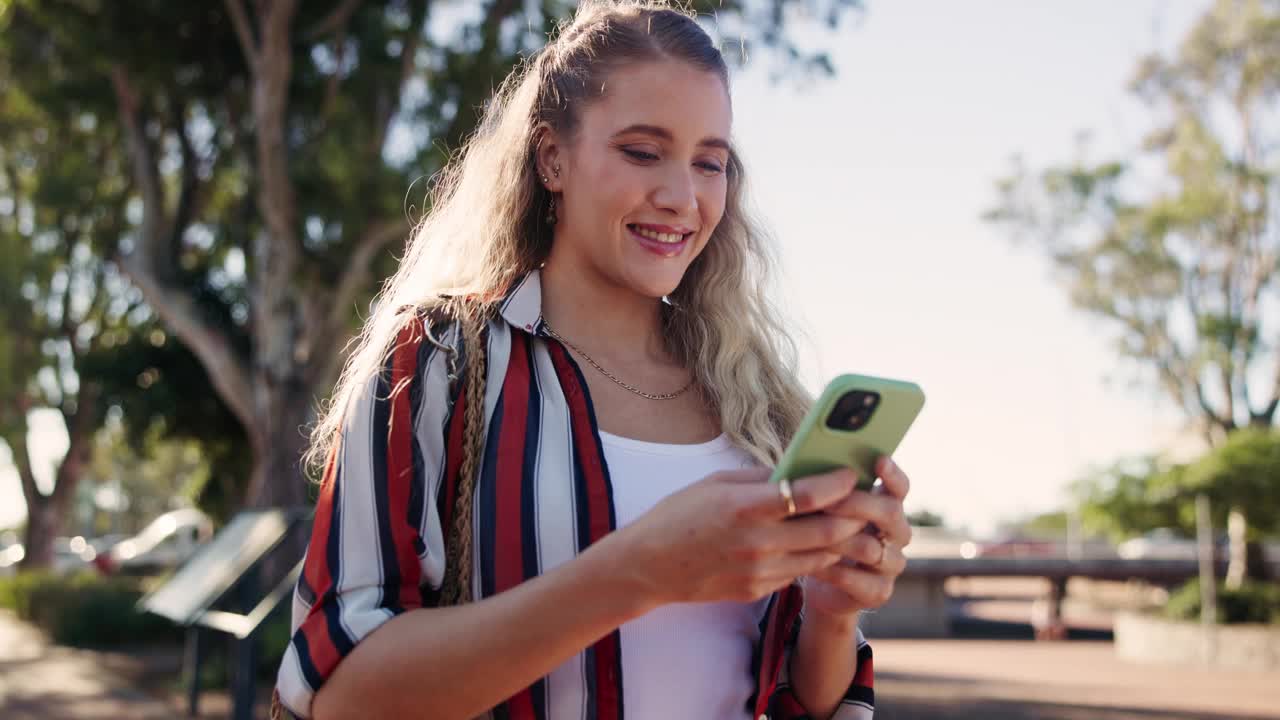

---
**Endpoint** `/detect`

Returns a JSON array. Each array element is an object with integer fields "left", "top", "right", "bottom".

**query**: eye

[
  {"left": 696, "top": 161, "right": 725, "bottom": 175},
  {"left": 622, "top": 148, "right": 659, "bottom": 162}
]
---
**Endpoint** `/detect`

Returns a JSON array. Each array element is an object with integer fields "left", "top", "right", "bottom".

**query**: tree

[
  {"left": 1019, "top": 510, "right": 1070, "bottom": 537},
  {"left": 1075, "top": 432, "right": 1280, "bottom": 581},
  {"left": 1176, "top": 428, "right": 1280, "bottom": 582},
  {"left": 83, "top": 416, "right": 212, "bottom": 537},
  {"left": 4, "top": 0, "right": 866, "bottom": 515},
  {"left": 906, "top": 509, "right": 945, "bottom": 527},
  {"left": 1, "top": 10, "right": 248, "bottom": 567},
  {"left": 0, "top": 62, "right": 134, "bottom": 568},
  {"left": 1072, "top": 458, "right": 1187, "bottom": 542},
  {"left": 987, "top": 0, "right": 1280, "bottom": 582}
]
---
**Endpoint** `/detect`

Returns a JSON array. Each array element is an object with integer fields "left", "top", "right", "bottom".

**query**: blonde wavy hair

[{"left": 307, "top": 0, "right": 810, "bottom": 473}]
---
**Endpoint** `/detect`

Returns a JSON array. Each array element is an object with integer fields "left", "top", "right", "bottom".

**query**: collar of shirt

[{"left": 497, "top": 269, "right": 545, "bottom": 335}]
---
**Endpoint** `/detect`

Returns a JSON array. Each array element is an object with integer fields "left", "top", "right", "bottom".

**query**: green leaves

[
  {"left": 986, "top": 0, "right": 1280, "bottom": 437},
  {"left": 1072, "top": 457, "right": 1188, "bottom": 542},
  {"left": 1182, "top": 428, "right": 1280, "bottom": 536},
  {"left": 4, "top": 0, "right": 870, "bottom": 514}
]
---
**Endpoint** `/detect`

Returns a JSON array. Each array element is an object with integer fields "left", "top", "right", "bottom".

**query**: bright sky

[{"left": 0, "top": 0, "right": 1213, "bottom": 534}]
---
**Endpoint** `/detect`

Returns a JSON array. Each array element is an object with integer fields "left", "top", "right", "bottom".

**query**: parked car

[
  {"left": 0, "top": 531, "right": 23, "bottom": 576},
  {"left": 975, "top": 534, "right": 1059, "bottom": 559},
  {"left": 52, "top": 535, "right": 99, "bottom": 574},
  {"left": 94, "top": 508, "right": 214, "bottom": 575},
  {"left": 1116, "top": 528, "right": 1224, "bottom": 561},
  {"left": 0, "top": 533, "right": 105, "bottom": 575}
]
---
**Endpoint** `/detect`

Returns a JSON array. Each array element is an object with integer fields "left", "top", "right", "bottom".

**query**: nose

[{"left": 652, "top": 165, "right": 698, "bottom": 218}]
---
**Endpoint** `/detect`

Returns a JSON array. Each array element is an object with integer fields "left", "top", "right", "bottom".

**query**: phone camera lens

[{"left": 826, "top": 390, "right": 880, "bottom": 431}]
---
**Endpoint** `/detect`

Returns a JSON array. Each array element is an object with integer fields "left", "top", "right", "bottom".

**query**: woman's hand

[
  {"left": 801, "top": 456, "right": 912, "bottom": 622},
  {"left": 612, "top": 468, "right": 864, "bottom": 607}
]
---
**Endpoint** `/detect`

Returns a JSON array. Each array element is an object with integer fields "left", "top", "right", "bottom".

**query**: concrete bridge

[{"left": 862, "top": 556, "right": 1239, "bottom": 638}]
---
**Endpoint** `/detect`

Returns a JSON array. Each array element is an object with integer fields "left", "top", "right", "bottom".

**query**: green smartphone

[{"left": 769, "top": 374, "right": 925, "bottom": 489}]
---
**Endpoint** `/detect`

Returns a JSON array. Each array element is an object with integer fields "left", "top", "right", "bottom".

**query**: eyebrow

[{"left": 612, "top": 124, "right": 731, "bottom": 152}]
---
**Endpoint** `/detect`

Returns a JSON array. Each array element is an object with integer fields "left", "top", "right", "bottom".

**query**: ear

[{"left": 533, "top": 123, "right": 566, "bottom": 193}]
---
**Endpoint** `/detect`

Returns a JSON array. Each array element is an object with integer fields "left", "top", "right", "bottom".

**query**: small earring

[
  {"left": 540, "top": 175, "right": 549, "bottom": 185},
  {"left": 546, "top": 194, "right": 557, "bottom": 226},
  {"left": 553, "top": 165, "right": 560, "bottom": 177}
]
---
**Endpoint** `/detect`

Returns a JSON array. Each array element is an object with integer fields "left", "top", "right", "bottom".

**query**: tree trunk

[
  {"left": 20, "top": 502, "right": 58, "bottom": 570},
  {"left": 1222, "top": 506, "right": 1271, "bottom": 586},
  {"left": 243, "top": 364, "right": 315, "bottom": 583},
  {"left": 1222, "top": 506, "right": 1270, "bottom": 586},
  {"left": 6, "top": 424, "right": 59, "bottom": 571},
  {"left": 246, "top": 373, "right": 314, "bottom": 510},
  {"left": 14, "top": 449, "right": 82, "bottom": 573},
  {"left": 16, "top": 389, "right": 97, "bottom": 572}
]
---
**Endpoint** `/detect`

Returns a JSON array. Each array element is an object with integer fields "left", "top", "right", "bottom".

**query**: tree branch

[
  {"left": 224, "top": 0, "right": 260, "bottom": 72},
  {"left": 252, "top": 0, "right": 301, "bottom": 257},
  {"left": 116, "top": 254, "right": 259, "bottom": 437},
  {"left": 248, "top": 0, "right": 305, "bottom": 407},
  {"left": 6, "top": 426, "right": 43, "bottom": 507},
  {"left": 312, "top": 218, "right": 406, "bottom": 386},
  {"left": 322, "top": 34, "right": 347, "bottom": 120},
  {"left": 111, "top": 66, "right": 260, "bottom": 438},
  {"left": 110, "top": 67, "right": 169, "bottom": 278},
  {"left": 370, "top": 0, "right": 429, "bottom": 156},
  {"left": 305, "top": 0, "right": 363, "bottom": 41},
  {"left": 51, "top": 382, "right": 98, "bottom": 509},
  {"left": 171, "top": 101, "right": 202, "bottom": 253},
  {"left": 441, "top": 0, "right": 520, "bottom": 146}
]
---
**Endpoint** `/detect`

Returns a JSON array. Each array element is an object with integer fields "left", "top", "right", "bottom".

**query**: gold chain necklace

[{"left": 542, "top": 321, "right": 695, "bottom": 401}]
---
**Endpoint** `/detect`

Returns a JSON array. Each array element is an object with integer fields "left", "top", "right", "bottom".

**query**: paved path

[
  {"left": 873, "top": 638, "right": 1279, "bottom": 719},
  {"left": 0, "top": 609, "right": 174, "bottom": 719},
  {"left": 4, "top": 607, "right": 1276, "bottom": 719}
]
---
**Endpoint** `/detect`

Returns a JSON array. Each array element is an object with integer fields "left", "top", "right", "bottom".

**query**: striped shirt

[{"left": 275, "top": 270, "right": 876, "bottom": 719}]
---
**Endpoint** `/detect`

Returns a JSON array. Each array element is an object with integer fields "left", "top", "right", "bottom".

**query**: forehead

[{"left": 578, "top": 59, "right": 732, "bottom": 143}]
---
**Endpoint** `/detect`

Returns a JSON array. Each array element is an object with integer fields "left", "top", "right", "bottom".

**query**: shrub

[
  {"left": 1165, "top": 578, "right": 1280, "bottom": 625},
  {"left": 0, "top": 571, "right": 183, "bottom": 647}
]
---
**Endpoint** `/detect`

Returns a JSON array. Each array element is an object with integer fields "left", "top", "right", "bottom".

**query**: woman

[{"left": 275, "top": 2, "right": 913, "bottom": 718}]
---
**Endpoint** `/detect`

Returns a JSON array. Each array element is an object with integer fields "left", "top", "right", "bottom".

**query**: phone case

[{"left": 769, "top": 373, "right": 925, "bottom": 488}]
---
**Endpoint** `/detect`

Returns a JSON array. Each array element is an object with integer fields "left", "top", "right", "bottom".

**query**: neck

[{"left": 540, "top": 258, "right": 669, "bottom": 364}]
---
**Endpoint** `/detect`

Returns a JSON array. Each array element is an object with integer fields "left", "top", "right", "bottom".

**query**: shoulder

[{"left": 359, "top": 305, "right": 470, "bottom": 411}]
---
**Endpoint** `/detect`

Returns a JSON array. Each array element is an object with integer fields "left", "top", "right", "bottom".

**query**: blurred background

[{"left": 1, "top": 0, "right": 1277, "bottom": 718}]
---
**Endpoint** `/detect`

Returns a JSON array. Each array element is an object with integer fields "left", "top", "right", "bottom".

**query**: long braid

[{"left": 440, "top": 309, "right": 488, "bottom": 606}]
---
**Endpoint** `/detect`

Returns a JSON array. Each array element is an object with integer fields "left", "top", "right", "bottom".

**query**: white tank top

[{"left": 600, "top": 430, "right": 770, "bottom": 720}]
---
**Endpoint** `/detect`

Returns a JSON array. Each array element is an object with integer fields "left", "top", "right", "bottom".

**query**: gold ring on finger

[
  {"left": 778, "top": 477, "right": 798, "bottom": 516},
  {"left": 872, "top": 534, "right": 888, "bottom": 568}
]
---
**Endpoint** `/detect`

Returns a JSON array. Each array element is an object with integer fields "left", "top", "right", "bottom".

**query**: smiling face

[{"left": 540, "top": 59, "right": 732, "bottom": 299}]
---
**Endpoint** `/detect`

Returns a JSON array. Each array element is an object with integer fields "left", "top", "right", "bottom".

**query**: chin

[{"left": 624, "top": 265, "right": 690, "bottom": 300}]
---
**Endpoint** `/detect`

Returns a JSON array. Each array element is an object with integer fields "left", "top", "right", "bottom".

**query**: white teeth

[{"left": 633, "top": 226, "right": 685, "bottom": 244}]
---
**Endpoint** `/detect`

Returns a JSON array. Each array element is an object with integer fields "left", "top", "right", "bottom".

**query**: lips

[{"left": 628, "top": 223, "right": 693, "bottom": 258}]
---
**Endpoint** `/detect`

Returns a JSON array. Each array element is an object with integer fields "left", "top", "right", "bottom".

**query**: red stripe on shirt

[
  {"left": 298, "top": 445, "right": 342, "bottom": 677},
  {"left": 755, "top": 583, "right": 804, "bottom": 717},
  {"left": 494, "top": 332, "right": 531, "bottom": 593},
  {"left": 494, "top": 333, "right": 538, "bottom": 719},
  {"left": 387, "top": 319, "right": 427, "bottom": 609},
  {"left": 852, "top": 644, "right": 873, "bottom": 688}
]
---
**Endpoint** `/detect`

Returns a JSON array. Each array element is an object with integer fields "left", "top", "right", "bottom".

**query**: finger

[
  {"left": 809, "top": 563, "right": 896, "bottom": 610},
  {"left": 714, "top": 467, "right": 774, "bottom": 485},
  {"left": 823, "top": 493, "right": 912, "bottom": 545},
  {"left": 756, "top": 514, "right": 865, "bottom": 553},
  {"left": 737, "top": 468, "right": 857, "bottom": 522},
  {"left": 874, "top": 456, "right": 910, "bottom": 499},
  {"left": 756, "top": 549, "right": 843, "bottom": 586},
  {"left": 836, "top": 534, "right": 908, "bottom": 577}
]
